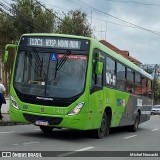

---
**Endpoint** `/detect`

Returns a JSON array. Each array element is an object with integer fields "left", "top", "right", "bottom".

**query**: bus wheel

[
  {"left": 39, "top": 126, "right": 54, "bottom": 133},
  {"left": 129, "top": 113, "right": 140, "bottom": 132},
  {"left": 92, "top": 113, "right": 109, "bottom": 139}
]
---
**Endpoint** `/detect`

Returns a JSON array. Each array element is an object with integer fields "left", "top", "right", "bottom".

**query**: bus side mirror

[
  {"left": 4, "top": 44, "right": 18, "bottom": 63},
  {"left": 4, "top": 50, "right": 8, "bottom": 64},
  {"left": 96, "top": 61, "right": 103, "bottom": 75}
]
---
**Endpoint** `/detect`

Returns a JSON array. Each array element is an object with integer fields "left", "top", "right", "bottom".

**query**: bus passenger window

[
  {"left": 135, "top": 73, "right": 142, "bottom": 95},
  {"left": 142, "top": 77, "right": 147, "bottom": 96},
  {"left": 126, "top": 68, "right": 134, "bottom": 94},
  {"left": 91, "top": 52, "right": 103, "bottom": 87},
  {"left": 106, "top": 57, "right": 116, "bottom": 86},
  {"left": 148, "top": 79, "right": 152, "bottom": 98},
  {"left": 117, "top": 62, "right": 126, "bottom": 91}
]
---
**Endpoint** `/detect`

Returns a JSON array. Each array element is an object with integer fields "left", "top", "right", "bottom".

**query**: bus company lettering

[
  {"left": 137, "top": 99, "right": 143, "bottom": 107},
  {"left": 58, "top": 40, "right": 69, "bottom": 48},
  {"left": 69, "top": 40, "right": 79, "bottom": 49},
  {"left": 45, "top": 39, "right": 57, "bottom": 47},
  {"left": 106, "top": 72, "right": 116, "bottom": 85},
  {"left": 29, "top": 38, "right": 80, "bottom": 49},
  {"left": 117, "top": 99, "right": 125, "bottom": 106},
  {"left": 46, "top": 39, "right": 74, "bottom": 48},
  {"left": 57, "top": 40, "right": 79, "bottom": 49},
  {"left": 29, "top": 38, "right": 43, "bottom": 46}
]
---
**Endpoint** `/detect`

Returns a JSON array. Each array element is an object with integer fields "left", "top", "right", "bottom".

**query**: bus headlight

[
  {"left": 10, "top": 95, "right": 19, "bottom": 110},
  {"left": 68, "top": 102, "right": 85, "bottom": 116}
]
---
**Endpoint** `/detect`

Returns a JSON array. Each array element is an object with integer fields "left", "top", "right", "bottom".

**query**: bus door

[
  {"left": 88, "top": 50, "right": 105, "bottom": 129},
  {"left": 105, "top": 57, "right": 125, "bottom": 127},
  {"left": 141, "top": 76, "right": 148, "bottom": 121}
]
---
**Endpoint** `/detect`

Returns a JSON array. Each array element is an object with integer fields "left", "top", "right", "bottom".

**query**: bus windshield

[{"left": 13, "top": 48, "right": 88, "bottom": 98}]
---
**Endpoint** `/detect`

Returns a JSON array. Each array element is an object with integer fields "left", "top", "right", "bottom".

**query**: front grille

[
  {"left": 23, "top": 113, "right": 63, "bottom": 125},
  {"left": 15, "top": 88, "right": 80, "bottom": 107}
]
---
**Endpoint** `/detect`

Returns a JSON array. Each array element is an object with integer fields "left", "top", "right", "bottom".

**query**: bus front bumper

[{"left": 10, "top": 108, "right": 89, "bottom": 130}]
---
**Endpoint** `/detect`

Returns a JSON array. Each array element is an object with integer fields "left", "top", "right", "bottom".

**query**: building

[
  {"left": 140, "top": 64, "right": 160, "bottom": 81},
  {"left": 99, "top": 40, "right": 142, "bottom": 65}
]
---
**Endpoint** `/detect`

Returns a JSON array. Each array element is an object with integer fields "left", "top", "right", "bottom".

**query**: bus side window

[
  {"left": 142, "top": 76, "right": 147, "bottom": 97},
  {"left": 91, "top": 51, "right": 103, "bottom": 87},
  {"left": 148, "top": 79, "right": 152, "bottom": 98},
  {"left": 135, "top": 73, "right": 142, "bottom": 95},
  {"left": 117, "top": 62, "right": 126, "bottom": 91},
  {"left": 106, "top": 57, "right": 116, "bottom": 87},
  {"left": 126, "top": 68, "right": 134, "bottom": 94}
]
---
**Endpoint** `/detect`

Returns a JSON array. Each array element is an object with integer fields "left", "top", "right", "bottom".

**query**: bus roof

[
  {"left": 22, "top": 33, "right": 90, "bottom": 40},
  {"left": 21, "top": 33, "right": 154, "bottom": 80}
]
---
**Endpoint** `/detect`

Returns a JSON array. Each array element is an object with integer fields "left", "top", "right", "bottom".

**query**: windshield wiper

[
  {"left": 54, "top": 50, "right": 71, "bottom": 79},
  {"left": 28, "top": 48, "right": 46, "bottom": 80}
]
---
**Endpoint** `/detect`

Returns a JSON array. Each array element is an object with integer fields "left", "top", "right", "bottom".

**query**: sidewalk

[
  {"left": 0, "top": 98, "right": 11, "bottom": 125},
  {"left": 0, "top": 98, "right": 29, "bottom": 126},
  {"left": 0, "top": 98, "right": 20, "bottom": 126},
  {"left": 1, "top": 98, "right": 10, "bottom": 121}
]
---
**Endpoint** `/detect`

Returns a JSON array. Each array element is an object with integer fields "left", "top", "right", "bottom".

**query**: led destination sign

[{"left": 28, "top": 38, "right": 81, "bottom": 49}]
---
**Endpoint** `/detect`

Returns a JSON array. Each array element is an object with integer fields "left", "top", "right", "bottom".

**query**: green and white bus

[{"left": 5, "top": 33, "right": 153, "bottom": 138}]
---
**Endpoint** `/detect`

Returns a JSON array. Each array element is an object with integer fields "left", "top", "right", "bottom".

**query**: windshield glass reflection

[{"left": 14, "top": 49, "right": 88, "bottom": 98}]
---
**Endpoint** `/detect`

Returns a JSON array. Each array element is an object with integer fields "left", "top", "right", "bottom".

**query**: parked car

[{"left": 151, "top": 105, "right": 160, "bottom": 115}]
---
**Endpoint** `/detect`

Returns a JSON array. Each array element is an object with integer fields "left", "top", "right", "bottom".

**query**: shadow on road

[{"left": 15, "top": 125, "right": 148, "bottom": 141}]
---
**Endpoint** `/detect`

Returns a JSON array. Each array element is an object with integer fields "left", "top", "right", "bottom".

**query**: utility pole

[
  {"left": 99, "top": 26, "right": 106, "bottom": 40},
  {"left": 105, "top": 24, "right": 107, "bottom": 40},
  {"left": 90, "top": 10, "right": 92, "bottom": 27},
  {"left": 153, "top": 64, "right": 158, "bottom": 105}
]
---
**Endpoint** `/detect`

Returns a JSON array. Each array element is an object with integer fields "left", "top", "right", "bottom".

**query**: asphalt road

[{"left": 0, "top": 115, "right": 160, "bottom": 160}]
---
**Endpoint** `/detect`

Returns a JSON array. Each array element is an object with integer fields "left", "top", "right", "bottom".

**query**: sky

[{"left": 3, "top": 0, "right": 160, "bottom": 64}]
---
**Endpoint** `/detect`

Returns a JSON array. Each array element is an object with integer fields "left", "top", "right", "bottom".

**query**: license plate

[{"left": 35, "top": 120, "right": 48, "bottom": 126}]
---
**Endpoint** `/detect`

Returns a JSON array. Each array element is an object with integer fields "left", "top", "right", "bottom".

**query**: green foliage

[
  {"left": 145, "top": 68, "right": 153, "bottom": 74},
  {"left": 0, "top": 1, "right": 93, "bottom": 40},
  {"left": 0, "top": 0, "right": 56, "bottom": 41},
  {"left": 0, "top": 12, "right": 16, "bottom": 39},
  {"left": 0, "top": 0, "right": 93, "bottom": 95},
  {"left": 11, "top": 0, "right": 55, "bottom": 36},
  {"left": 58, "top": 10, "right": 92, "bottom": 36}
]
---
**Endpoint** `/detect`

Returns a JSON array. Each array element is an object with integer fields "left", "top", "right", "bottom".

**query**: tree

[
  {"left": 0, "top": 12, "right": 16, "bottom": 40},
  {"left": 0, "top": 0, "right": 56, "bottom": 41},
  {"left": 58, "top": 10, "right": 93, "bottom": 37},
  {"left": 154, "top": 80, "right": 160, "bottom": 97},
  {"left": 154, "top": 78, "right": 160, "bottom": 102},
  {"left": 140, "top": 64, "right": 160, "bottom": 104},
  {"left": 0, "top": 0, "right": 57, "bottom": 95},
  {"left": 11, "top": 0, "right": 56, "bottom": 37}
]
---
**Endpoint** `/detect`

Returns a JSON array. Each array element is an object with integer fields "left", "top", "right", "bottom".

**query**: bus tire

[
  {"left": 92, "top": 112, "right": 109, "bottom": 139},
  {"left": 129, "top": 113, "right": 140, "bottom": 132},
  {"left": 39, "top": 126, "right": 54, "bottom": 133}
]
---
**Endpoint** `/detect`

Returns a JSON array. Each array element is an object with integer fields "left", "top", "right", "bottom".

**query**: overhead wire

[
  {"left": 0, "top": 2, "right": 35, "bottom": 33},
  {"left": 1, "top": 0, "right": 92, "bottom": 36},
  {"left": 76, "top": 0, "right": 160, "bottom": 35},
  {"left": 104, "top": 0, "right": 160, "bottom": 6},
  {"left": 34, "top": 0, "right": 76, "bottom": 33},
  {"left": 1, "top": 0, "right": 160, "bottom": 36},
  {"left": 2, "top": 0, "right": 76, "bottom": 33},
  {"left": 1, "top": 0, "right": 51, "bottom": 33},
  {"left": 44, "top": 3, "right": 139, "bottom": 29}
]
